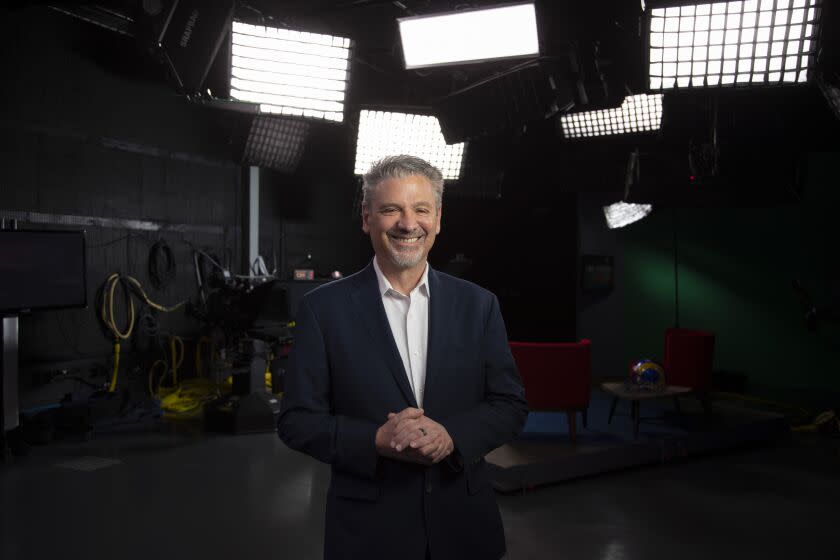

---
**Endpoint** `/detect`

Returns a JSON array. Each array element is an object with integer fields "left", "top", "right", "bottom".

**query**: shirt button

[{"left": 425, "top": 481, "right": 432, "bottom": 494}]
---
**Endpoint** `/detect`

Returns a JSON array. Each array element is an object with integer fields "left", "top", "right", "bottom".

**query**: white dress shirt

[{"left": 372, "top": 256, "right": 430, "bottom": 408}]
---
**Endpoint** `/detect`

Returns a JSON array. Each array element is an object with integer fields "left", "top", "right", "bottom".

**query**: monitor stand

[{"left": 1, "top": 315, "right": 19, "bottom": 462}]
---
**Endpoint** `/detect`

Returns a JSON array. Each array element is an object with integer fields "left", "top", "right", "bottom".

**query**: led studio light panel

[
  {"left": 559, "top": 94, "right": 664, "bottom": 139},
  {"left": 648, "top": 0, "right": 821, "bottom": 89},
  {"left": 242, "top": 116, "right": 309, "bottom": 173},
  {"left": 354, "top": 111, "right": 466, "bottom": 180},
  {"left": 230, "top": 21, "right": 351, "bottom": 122},
  {"left": 398, "top": 2, "right": 539, "bottom": 69},
  {"left": 603, "top": 202, "right": 654, "bottom": 229}
]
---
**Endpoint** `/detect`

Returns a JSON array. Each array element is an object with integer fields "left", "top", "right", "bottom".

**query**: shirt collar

[{"left": 373, "top": 256, "right": 430, "bottom": 298}]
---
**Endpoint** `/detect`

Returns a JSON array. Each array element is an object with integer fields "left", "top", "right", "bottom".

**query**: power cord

[
  {"left": 97, "top": 273, "right": 188, "bottom": 393},
  {"left": 148, "top": 239, "right": 176, "bottom": 290}
]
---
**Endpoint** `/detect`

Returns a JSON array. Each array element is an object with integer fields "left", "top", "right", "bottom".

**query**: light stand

[
  {"left": 1, "top": 218, "right": 20, "bottom": 461},
  {"left": 672, "top": 207, "right": 680, "bottom": 329}
]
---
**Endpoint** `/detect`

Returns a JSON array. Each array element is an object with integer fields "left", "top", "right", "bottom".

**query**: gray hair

[{"left": 361, "top": 155, "right": 445, "bottom": 209}]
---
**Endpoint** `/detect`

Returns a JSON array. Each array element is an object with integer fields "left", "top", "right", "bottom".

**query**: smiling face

[{"left": 362, "top": 174, "right": 442, "bottom": 275}]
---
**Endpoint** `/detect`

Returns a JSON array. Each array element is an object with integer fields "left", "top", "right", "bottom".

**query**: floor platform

[{"left": 488, "top": 388, "right": 789, "bottom": 492}]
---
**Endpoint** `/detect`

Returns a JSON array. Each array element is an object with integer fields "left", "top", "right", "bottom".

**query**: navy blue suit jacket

[{"left": 277, "top": 262, "right": 528, "bottom": 560}]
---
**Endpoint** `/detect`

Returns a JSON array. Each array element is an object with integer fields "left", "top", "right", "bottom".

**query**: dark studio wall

[
  {"left": 465, "top": 134, "right": 578, "bottom": 343},
  {"left": 433, "top": 190, "right": 577, "bottom": 343},
  {"left": 576, "top": 191, "right": 627, "bottom": 379},
  {"left": 577, "top": 150, "right": 840, "bottom": 397},
  {"left": 0, "top": 8, "right": 243, "bottom": 399},
  {"left": 620, "top": 151, "right": 840, "bottom": 396}
]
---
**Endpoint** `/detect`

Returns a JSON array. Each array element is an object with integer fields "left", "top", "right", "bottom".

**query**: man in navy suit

[{"left": 277, "top": 155, "right": 528, "bottom": 560}]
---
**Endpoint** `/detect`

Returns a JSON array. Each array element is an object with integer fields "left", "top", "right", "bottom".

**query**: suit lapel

[
  {"left": 349, "top": 262, "right": 418, "bottom": 408},
  {"left": 423, "top": 267, "right": 450, "bottom": 413}
]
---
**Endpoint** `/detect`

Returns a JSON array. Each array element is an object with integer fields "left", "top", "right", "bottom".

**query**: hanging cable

[
  {"left": 108, "top": 341, "right": 121, "bottom": 393},
  {"left": 148, "top": 239, "right": 176, "bottom": 290},
  {"left": 100, "top": 273, "right": 135, "bottom": 340},
  {"left": 98, "top": 273, "right": 188, "bottom": 393},
  {"left": 148, "top": 359, "right": 168, "bottom": 396},
  {"left": 195, "top": 336, "right": 210, "bottom": 378},
  {"left": 137, "top": 306, "right": 160, "bottom": 339},
  {"left": 169, "top": 335, "right": 185, "bottom": 386},
  {"left": 100, "top": 273, "right": 186, "bottom": 330}
]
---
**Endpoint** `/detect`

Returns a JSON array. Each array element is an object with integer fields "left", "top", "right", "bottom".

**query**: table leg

[
  {"left": 632, "top": 401, "right": 640, "bottom": 439},
  {"left": 566, "top": 411, "right": 577, "bottom": 445},
  {"left": 0, "top": 432, "right": 9, "bottom": 464},
  {"left": 700, "top": 393, "right": 713, "bottom": 419},
  {"left": 608, "top": 397, "right": 618, "bottom": 424}
]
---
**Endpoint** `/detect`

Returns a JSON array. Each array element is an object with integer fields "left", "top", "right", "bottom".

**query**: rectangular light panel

[
  {"left": 398, "top": 3, "right": 539, "bottom": 69},
  {"left": 559, "top": 94, "right": 664, "bottom": 139},
  {"left": 354, "top": 111, "right": 466, "bottom": 180},
  {"left": 231, "top": 21, "right": 351, "bottom": 122},
  {"left": 648, "top": 0, "right": 821, "bottom": 89}
]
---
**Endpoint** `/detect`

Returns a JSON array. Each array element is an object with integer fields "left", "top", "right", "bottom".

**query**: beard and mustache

[{"left": 384, "top": 228, "right": 427, "bottom": 269}]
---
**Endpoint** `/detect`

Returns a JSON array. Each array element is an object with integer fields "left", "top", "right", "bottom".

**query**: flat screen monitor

[{"left": 0, "top": 229, "right": 87, "bottom": 314}]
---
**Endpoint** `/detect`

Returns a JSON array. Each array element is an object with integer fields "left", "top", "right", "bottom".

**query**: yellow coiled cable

[
  {"left": 108, "top": 341, "right": 121, "bottom": 393},
  {"left": 100, "top": 273, "right": 188, "bottom": 393}
]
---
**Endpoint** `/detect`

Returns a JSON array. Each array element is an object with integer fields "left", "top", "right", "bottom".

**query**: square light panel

[
  {"left": 354, "top": 111, "right": 466, "bottom": 180},
  {"left": 242, "top": 116, "right": 309, "bottom": 173},
  {"left": 560, "top": 94, "right": 664, "bottom": 139},
  {"left": 231, "top": 21, "right": 351, "bottom": 122},
  {"left": 648, "top": 0, "right": 821, "bottom": 89},
  {"left": 398, "top": 2, "right": 539, "bottom": 69}
]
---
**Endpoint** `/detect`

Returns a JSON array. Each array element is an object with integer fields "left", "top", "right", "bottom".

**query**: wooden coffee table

[{"left": 600, "top": 382, "right": 693, "bottom": 439}]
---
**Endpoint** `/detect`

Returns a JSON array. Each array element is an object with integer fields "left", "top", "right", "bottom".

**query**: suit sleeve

[
  {"left": 442, "top": 294, "right": 529, "bottom": 466},
  {"left": 277, "top": 298, "right": 381, "bottom": 480}
]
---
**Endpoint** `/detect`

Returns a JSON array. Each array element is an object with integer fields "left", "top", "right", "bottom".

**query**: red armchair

[
  {"left": 663, "top": 328, "right": 715, "bottom": 414},
  {"left": 663, "top": 328, "right": 715, "bottom": 390},
  {"left": 509, "top": 340, "right": 592, "bottom": 444}
]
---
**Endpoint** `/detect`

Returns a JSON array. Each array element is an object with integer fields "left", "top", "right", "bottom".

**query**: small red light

[{"left": 689, "top": 175, "right": 695, "bottom": 182}]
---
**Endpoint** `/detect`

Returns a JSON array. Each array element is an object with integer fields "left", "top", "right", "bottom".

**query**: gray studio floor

[{"left": 1, "top": 424, "right": 838, "bottom": 560}]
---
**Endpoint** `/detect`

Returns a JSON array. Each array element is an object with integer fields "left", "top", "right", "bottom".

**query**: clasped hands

[{"left": 375, "top": 407, "right": 454, "bottom": 466}]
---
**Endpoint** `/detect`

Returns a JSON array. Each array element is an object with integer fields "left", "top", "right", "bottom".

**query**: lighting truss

[
  {"left": 398, "top": 2, "right": 539, "bottom": 69},
  {"left": 603, "top": 202, "right": 653, "bottom": 229},
  {"left": 230, "top": 21, "right": 351, "bottom": 122},
  {"left": 559, "top": 94, "right": 664, "bottom": 139},
  {"left": 354, "top": 111, "right": 466, "bottom": 180},
  {"left": 647, "top": 0, "right": 821, "bottom": 89}
]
